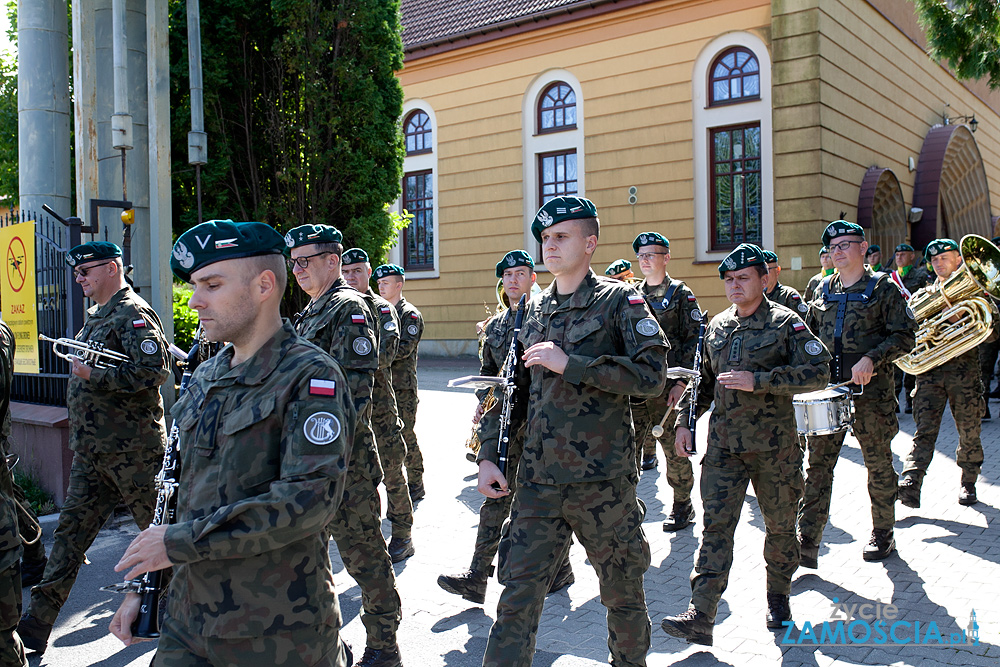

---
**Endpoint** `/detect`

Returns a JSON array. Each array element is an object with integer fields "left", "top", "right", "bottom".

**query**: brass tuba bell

[{"left": 895, "top": 234, "right": 1000, "bottom": 375}]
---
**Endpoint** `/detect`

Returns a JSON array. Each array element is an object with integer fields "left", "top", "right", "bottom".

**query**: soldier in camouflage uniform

[
  {"left": 0, "top": 320, "right": 27, "bottom": 667},
  {"left": 978, "top": 235, "right": 1000, "bottom": 413},
  {"left": 889, "top": 243, "right": 932, "bottom": 414},
  {"left": 286, "top": 227, "right": 405, "bottom": 667},
  {"left": 661, "top": 244, "right": 830, "bottom": 646},
  {"left": 342, "top": 248, "right": 414, "bottom": 551},
  {"left": 19, "top": 242, "right": 171, "bottom": 654},
  {"left": 803, "top": 246, "right": 834, "bottom": 303},
  {"left": 478, "top": 197, "right": 668, "bottom": 667},
  {"left": 798, "top": 221, "right": 916, "bottom": 567},
  {"left": 437, "top": 250, "right": 574, "bottom": 606},
  {"left": 866, "top": 244, "right": 884, "bottom": 272},
  {"left": 898, "top": 239, "right": 990, "bottom": 508},
  {"left": 111, "top": 221, "right": 354, "bottom": 666},
  {"left": 762, "top": 249, "right": 809, "bottom": 315},
  {"left": 374, "top": 265, "right": 425, "bottom": 502},
  {"left": 628, "top": 232, "right": 700, "bottom": 531}
]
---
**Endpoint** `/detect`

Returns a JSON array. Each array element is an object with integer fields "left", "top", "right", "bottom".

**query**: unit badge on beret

[
  {"left": 303, "top": 411, "right": 341, "bottom": 445},
  {"left": 285, "top": 233, "right": 294, "bottom": 247},
  {"left": 537, "top": 210, "right": 553, "bottom": 226},
  {"left": 173, "top": 241, "right": 194, "bottom": 269},
  {"left": 639, "top": 234, "right": 648, "bottom": 244},
  {"left": 507, "top": 256, "right": 516, "bottom": 266},
  {"left": 724, "top": 258, "right": 736, "bottom": 270}
]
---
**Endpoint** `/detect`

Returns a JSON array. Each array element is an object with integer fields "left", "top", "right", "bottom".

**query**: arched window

[
  {"left": 709, "top": 47, "right": 760, "bottom": 106},
  {"left": 537, "top": 82, "right": 577, "bottom": 133},
  {"left": 404, "top": 110, "right": 432, "bottom": 155}
]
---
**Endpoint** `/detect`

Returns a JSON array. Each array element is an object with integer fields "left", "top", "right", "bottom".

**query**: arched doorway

[{"left": 857, "top": 167, "right": 906, "bottom": 266}]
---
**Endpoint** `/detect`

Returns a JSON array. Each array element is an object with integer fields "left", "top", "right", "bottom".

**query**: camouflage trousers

[
  {"left": 902, "top": 369, "right": 984, "bottom": 485},
  {"left": 154, "top": 612, "right": 349, "bottom": 666},
  {"left": 0, "top": 558, "right": 25, "bottom": 667},
  {"left": 327, "top": 466, "right": 401, "bottom": 650},
  {"left": 893, "top": 367, "right": 916, "bottom": 407},
  {"left": 631, "top": 400, "right": 694, "bottom": 502},
  {"left": 979, "top": 337, "right": 1000, "bottom": 396},
  {"left": 484, "top": 477, "right": 650, "bottom": 667},
  {"left": 28, "top": 447, "right": 161, "bottom": 624},
  {"left": 371, "top": 372, "right": 412, "bottom": 539},
  {"left": 691, "top": 443, "right": 803, "bottom": 621},
  {"left": 397, "top": 388, "right": 423, "bottom": 488},
  {"left": 799, "top": 393, "right": 898, "bottom": 544}
]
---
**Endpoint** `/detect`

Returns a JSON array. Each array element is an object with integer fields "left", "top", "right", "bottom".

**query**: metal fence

[{"left": 0, "top": 208, "right": 71, "bottom": 406}]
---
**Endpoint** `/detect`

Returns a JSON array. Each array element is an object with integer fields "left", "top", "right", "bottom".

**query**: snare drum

[{"left": 792, "top": 387, "right": 854, "bottom": 436}]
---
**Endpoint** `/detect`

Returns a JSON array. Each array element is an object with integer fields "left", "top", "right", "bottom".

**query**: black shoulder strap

[
  {"left": 823, "top": 273, "right": 881, "bottom": 381},
  {"left": 659, "top": 280, "right": 680, "bottom": 309}
]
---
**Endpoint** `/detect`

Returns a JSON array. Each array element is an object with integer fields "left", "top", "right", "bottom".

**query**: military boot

[
  {"left": 959, "top": 483, "right": 978, "bottom": 506},
  {"left": 437, "top": 566, "right": 492, "bottom": 604},
  {"left": 388, "top": 537, "right": 415, "bottom": 563},
  {"left": 17, "top": 613, "right": 52, "bottom": 653},
  {"left": 798, "top": 535, "right": 819, "bottom": 569},
  {"left": 765, "top": 592, "right": 792, "bottom": 629},
  {"left": 547, "top": 559, "right": 574, "bottom": 594},
  {"left": 354, "top": 644, "right": 402, "bottom": 667},
  {"left": 663, "top": 500, "right": 695, "bottom": 532},
  {"left": 862, "top": 529, "right": 895, "bottom": 561},
  {"left": 897, "top": 477, "right": 920, "bottom": 508},
  {"left": 640, "top": 454, "right": 657, "bottom": 471},
  {"left": 661, "top": 607, "right": 713, "bottom": 646}
]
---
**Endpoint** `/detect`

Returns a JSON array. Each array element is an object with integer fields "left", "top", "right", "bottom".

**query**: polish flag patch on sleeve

[
  {"left": 410, "top": 313, "right": 420, "bottom": 319},
  {"left": 380, "top": 306, "right": 391, "bottom": 314},
  {"left": 627, "top": 295, "right": 644, "bottom": 305},
  {"left": 351, "top": 314, "right": 366, "bottom": 324},
  {"left": 792, "top": 322, "right": 806, "bottom": 332},
  {"left": 687, "top": 295, "right": 697, "bottom": 302},
  {"left": 309, "top": 379, "right": 337, "bottom": 396},
  {"left": 132, "top": 318, "right": 147, "bottom": 328}
]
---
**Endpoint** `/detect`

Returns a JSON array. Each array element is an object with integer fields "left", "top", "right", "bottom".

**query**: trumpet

[{"left": 39, "top": 334, "right": 130, "bottom": 368}]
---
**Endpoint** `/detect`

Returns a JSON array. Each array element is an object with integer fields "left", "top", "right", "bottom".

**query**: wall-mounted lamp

[{"left": 943, "top": 107, "right": 978, "bottom": 133}]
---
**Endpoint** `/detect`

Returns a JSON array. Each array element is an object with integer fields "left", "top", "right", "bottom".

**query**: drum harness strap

[
  {"left": 821, "top": 272, "right": 883, "bottom": 381},
  {"left": 650, "top": 280, "right": 680, "bottom": 310}
]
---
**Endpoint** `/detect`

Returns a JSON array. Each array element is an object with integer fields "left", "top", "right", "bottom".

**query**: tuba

[{"left": 895, "top": 234, "right": 1000, "bottom": 375}]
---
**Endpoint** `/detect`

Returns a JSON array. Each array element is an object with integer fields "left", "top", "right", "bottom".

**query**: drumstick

[{"left": 828, "top": 372, "right": 877, "bottom": 391}]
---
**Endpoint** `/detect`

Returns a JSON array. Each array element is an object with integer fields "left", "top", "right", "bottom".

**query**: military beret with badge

[
  {"left": 819, "top": 246, "right": 829, "bottom": 256},
  {"left": 762, "top": 249, "right": 779, "bottom": 265},
  {"left": 170, "top": 220, "right": 286, "bottom": 283},
  {"left": 284, "top": 224, "right": 343, "bottom": 250},
  {"left": 66, "top": 241, "right": 122, "bottom": 267},
  {"left": 894, "top": 243, "right": 914, "bottom": 253},
  {"left": 718, "top": 243, "right": 767, "bottom": 278},
  {"left": 924, "top": 238, "right": 959, "bottom": 262},
  {"left": 865, "top": 244, "right": 881, "bottom": 256},
  {"left": 632, "top": 231, "right": 669, "bottom": 254},
  {"left": 373, "top": 264, "right": 404, "bottom": 280},
  {"left": 821, "top": 220, "right": 865, "bottom": 246},
  {"left": 342, "top": 247, "right": 369, "bottom": 266},
  {"left": 495, "top": 249, "right": 535, "bottom": 278},
  {"left": 530, "top": 195, "right": 599, "bottom": 243},
  {"left": 605, "top": 259, "right": 632, "bottom": 276}
]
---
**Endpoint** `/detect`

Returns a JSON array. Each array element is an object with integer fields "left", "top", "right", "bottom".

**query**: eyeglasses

[
  {"left": 635, "top": 252, "right": 669, "bottom": 261},
  {"left": 829, "top": 241, "right": 863, "bottom": 252},
  {"left": 286, "top": 251, "right": 331, "bottom": 270},
  {"left": 72, "top": 261, "right": 113, "bottom": 278}
]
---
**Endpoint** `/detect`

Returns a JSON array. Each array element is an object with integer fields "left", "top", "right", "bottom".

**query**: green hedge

[{"left": 173, "top": 283, "right": 198, "bottom": 352}]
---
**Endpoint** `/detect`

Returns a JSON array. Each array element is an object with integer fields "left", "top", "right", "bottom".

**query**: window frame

[
  {"left": 708, "top": 46, "right": 762, "bottom": 108},
  {"left": 709, "top": 122, "right": 762, "bottom": 251},
  {"left": 401, "top": 169, "right": 434, "bottom": 272},
  {"left": 536, "top": 81, "right": 578, "bottom": 135},
  {"left": 537, "top": 149, "right": 579, "bottom": 209},
  {"left": 403, "top": 110, "right": 433, "bottom": 156},
  {"left": 390, "top": 100, "right": 439, "bottom": 278}
]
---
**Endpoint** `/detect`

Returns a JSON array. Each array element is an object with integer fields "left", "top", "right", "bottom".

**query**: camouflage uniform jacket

[
  {"left": 67, "top": 287, "right": 170, "bottom": 454},
  {"left": 900, "top": 263, "right": 933, "bottom": 294},
  {"left": 391, "top": 297, "right": 423, "bottom": 396},
  {"left": 636, "top": 277, "right": 700, "bottom": 369},
  {"left": 363, "top": 289, "right": 400, "bottom": 371},
  {"left": 678, "top": 299, "right": 831, "bottom": 453},
  {"left": 479, "top": 270, "right": 669, "bottom": 484},
  {"left": 293, "top": 277, "right": 381, "bottom": 481},
  {"left": 805, "top": 268, "right": 916, "bottom": 398},
  {"left": 0, "top": 321, "right": 18, "bottom": 572},
  {"left": 767, "top": 282, "right": 809, "bottom": 316},
  {"left": 804, "top": 272, "right": 824, "bottom": 303},
  {"left": 164, "top": 321, "right": 355, "bottom": 637}
]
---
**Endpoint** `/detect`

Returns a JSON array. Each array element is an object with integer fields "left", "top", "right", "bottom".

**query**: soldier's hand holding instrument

[{"left": 674, "top": 310, "right": 708, "bottom": 456}]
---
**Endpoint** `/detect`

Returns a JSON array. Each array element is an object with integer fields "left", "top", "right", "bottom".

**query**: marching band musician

[
  {"left": 286, "top": 226, "right": 407, "bottom": 667},
  {"left": 798, "top": 221, "right": 916, "bottom": 568},
  {"left": 437, "top": 250, "right": 574, "bottom": 607},
  {"left": 19, "top": 242, "right": 171, "bottom": 654},
  {"left": 762, "top": 249, "right": 808, "bottom": 315},
  {"left": 476, "top": 197, "right": 668, "bottom": 667},
  {"left": 803, "top": 246, "right": 834, "bottom": 303},
  {"left": 865, "top": 244, "right": 884, "bottom": 272},
  {"left": 629, "top": 232, "right": 702, "bottom": 532},
  {"left": 111, "top": 221, "right": 355, "bottom": 666},
  {"left": 898, "top": 239, "right": 991, "bottom": 508},
  {"left": 342, "top": 248, "right": 415, "bottom": 565},
  {"left": 890, "top": 243, "right": 931, "bottom": 414},
  {"left": 979, "top": 235, "right": 1000, "bottom": 412},
  {"left": 661, "top": 244, "right": 831, "bottom": 646}
]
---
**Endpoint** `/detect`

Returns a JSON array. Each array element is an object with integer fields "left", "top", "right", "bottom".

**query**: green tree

[
  {"left": 0, "top": 1, "right": 19, "bottom": 207},
  {"left": 914, "top": 0, "right": 1000, "bottom": 88}
]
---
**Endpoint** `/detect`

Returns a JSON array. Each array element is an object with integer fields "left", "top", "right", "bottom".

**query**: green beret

[
  {"left": 530, "top": 196, "right": 598, "bottom": 243},
  {"left": 894, "top": 243, "right": 914, "bottom": 253},
  {"left": 66, "top": 241, "right": 122, "bottom": 267},
  {"left": 924, "top": 238, "right": 959, "bottom": 262},
  {"left": 819, "top": 246, "right": 830, "bottom": 256},
  {"left": 341, "top": 248, "right": 369, "bottom": 266},
  {"left": 284, "top": 224, "right": 343, "bottom": 250},
  {"left": 822, "top": 220, "right": 865, "bottom": 246},
  {"left": 495, "top": 250, "right": 534, "bottom": 278},
  {"left": 605, "top": 259, "right": 632, "bottom": 276},
  {"left": 171, "top": 220, "right": 285, "bottom": 283},
  {"left": 762, "top": 249, "right": 779, "bottom": 264},
  {"left": 632, "top": 232, "right": 669, "bottom": 254},
  {"left": 373, "top": 264, "right": 404, "bottom": 280},
  {"left": 866, "top": 244, "right": 881, "bottom": 256},
  {"left": 718, "top": 243, "right": 766, "bottom": 278}
]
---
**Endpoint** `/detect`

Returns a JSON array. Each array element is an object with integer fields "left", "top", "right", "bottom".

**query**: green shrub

[
  {"left": 13, "top": 470, "right": 56, "bottom": 516},
  {"left": 173, "top": 283, "right": 198, "bottom": 352}
]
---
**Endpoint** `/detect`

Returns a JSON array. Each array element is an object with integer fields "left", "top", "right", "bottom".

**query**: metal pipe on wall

[{"left": 187, "top": 0, "right": 208, "bottom": 222}]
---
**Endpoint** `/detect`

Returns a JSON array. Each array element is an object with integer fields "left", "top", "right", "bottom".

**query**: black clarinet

[
  {"left": 686, "top": 311, "right": 708, "bottom": 455},
  {"left": 494, "top": 294, "right": 528, "bottom": 483}
]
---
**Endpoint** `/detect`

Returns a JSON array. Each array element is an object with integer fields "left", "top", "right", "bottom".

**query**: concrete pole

[{"left": 17, "top": 0, "right": 72, "bottom": 218}]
